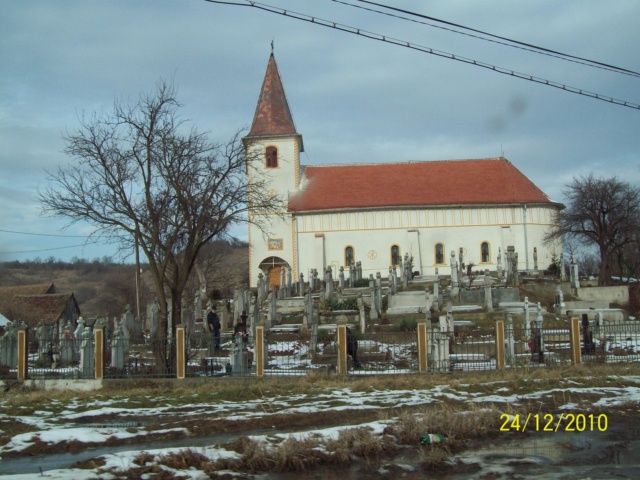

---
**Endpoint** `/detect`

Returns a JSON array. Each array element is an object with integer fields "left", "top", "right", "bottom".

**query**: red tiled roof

[
  {"left": 247, "top": 54, "right": 298, "bottom": 137},
  {"left": 288, "top": 158, "right": 556, "bottom": 212}
]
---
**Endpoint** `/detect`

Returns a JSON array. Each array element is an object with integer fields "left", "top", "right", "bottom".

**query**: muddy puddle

[{"left": 1, "top": 417, "right": 639, "bottom": 478}]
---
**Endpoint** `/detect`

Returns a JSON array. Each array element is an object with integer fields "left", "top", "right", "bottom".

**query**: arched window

[
  {"left": 481, "top": 242, "right": 490, "bottom": 263},
  {"left": 345, "top": 246, "right": 354, "bottom": 267},
  {"left": 391, "top": 245, "right": 401, "bottom": 266},
  {"left": 435, "top": 243, "right": 444, "bottom": 265},
  {"left": 266, "top": 146, "right": 278, "bottom": 168}
]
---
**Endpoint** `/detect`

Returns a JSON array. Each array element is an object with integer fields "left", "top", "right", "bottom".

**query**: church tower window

[
  {"left": 435, "top": 243, "right": 445, "bottom": 265},
  {"left": 266, "top": 146, "right": 278, "bottom": 168},
  {"left": 481, "top": 242, "right": 491, "bottom": 263},
  {"left": 391, "top": 245, "right": 401, "bottom": 266},
  {"left": 345, "top": 246, "right": 354, "bottom": 267}
]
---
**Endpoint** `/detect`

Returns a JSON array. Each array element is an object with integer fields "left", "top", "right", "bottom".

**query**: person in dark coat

[
  {"left": 207, "top": 305, "right": 221, "bottom": 351},
  {"left": 346, "top": 326, "right": 361, "bottom": 368}
]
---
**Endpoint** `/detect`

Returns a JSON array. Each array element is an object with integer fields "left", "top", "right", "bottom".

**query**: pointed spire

[{"left": 247, "top": 54, "right": 298, "bottom": 137}]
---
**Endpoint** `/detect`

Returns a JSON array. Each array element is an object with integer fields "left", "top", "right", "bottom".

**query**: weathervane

[{"left": 271, "top": 38, "right": 274, "bottom": 54}]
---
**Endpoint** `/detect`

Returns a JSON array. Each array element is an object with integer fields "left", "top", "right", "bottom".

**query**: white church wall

[{"left": 294, "top": 204, "right": 558, "bottom": 278}]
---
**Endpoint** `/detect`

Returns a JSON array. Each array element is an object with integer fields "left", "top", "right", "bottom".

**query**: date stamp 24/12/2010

[{"left": 500, "top": 413, "right": 608, "bottom": 432}]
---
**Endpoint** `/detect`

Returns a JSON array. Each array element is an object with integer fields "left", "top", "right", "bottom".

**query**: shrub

[{"left": 320, "top": 296, "right": 358, "bottom": 311}]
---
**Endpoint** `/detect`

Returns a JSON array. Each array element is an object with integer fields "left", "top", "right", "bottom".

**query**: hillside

[{"left": 0, "top": 240, "right": 248, "bottom": 319}]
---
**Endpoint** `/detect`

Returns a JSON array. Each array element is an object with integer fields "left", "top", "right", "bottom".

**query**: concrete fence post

[
  {"left": 495, "top": 320, "right": 505, "bottom": 370},
  {"left": 176, "top": 324, "right": 186, "bottom": 380},
  {"left": 94, "top": 326, "right": 105, "bottom": 380},
  {"left": 417, "top": 321, "right": 428, "bottom": 373},
  {"left": 255, "top": 325, "right": 265, "bottom": 378},
  {"left": 336, "top": 323, "right": 347, "bottom": 375},
  {"left": 569, "top": 316, "right": 582, "bottom": 365},
  {"left": 17, "top": 326, "right": 28, "bottom": 381}
]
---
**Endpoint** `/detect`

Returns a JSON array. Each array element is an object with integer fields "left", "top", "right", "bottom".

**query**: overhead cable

[
  {"left": 349, "top": 0, "right": 640, "bottom": 78},
  {"left": 204, "top": 0, "right": 640, "bottom": 110},
  {"left": 331, "top": 0, "right": 640, "bottom": 78}
]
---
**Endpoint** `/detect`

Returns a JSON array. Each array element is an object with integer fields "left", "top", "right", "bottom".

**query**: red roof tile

[
  {"left": 288, "top": 158, "right": 555, "bottom": 212},
  {"left": 247, "top": 54, "right": 298, "bottom": 137}
]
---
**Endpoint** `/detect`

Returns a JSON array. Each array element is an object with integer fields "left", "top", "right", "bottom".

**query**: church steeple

[{"left": 247, "top": 53, "right": 299, "bottom": 139}]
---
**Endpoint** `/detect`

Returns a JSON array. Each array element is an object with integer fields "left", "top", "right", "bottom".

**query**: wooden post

[
  {"left": 255, "top": 325, "right": 264, "bottom": 378},
  {"left": 176, "top": 324, "right": 186, "bottom": 380},
  {"left": 495, "top": 320, "right": 505, "bottom": 370},
  {"left": 569, "top": 316, "right": 582, "bottom": 365},
  {"left": 17, "top": 326, "right": 28, "bottom": 381},
  {"left": 417, "top": 321, "right": 428, "bottom": 373},
  {"left": 94, "top": 326, "right": 105, "bottom": 380},
  {"left": 336, "top": 323, "right": 347, "bottom": 375}
]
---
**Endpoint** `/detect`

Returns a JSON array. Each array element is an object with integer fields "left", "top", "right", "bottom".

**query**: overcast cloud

[{"left": 1, "top": 0, "right": 639, "bottom": 263}]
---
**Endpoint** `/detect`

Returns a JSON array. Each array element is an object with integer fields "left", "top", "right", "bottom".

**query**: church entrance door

[
  {"left": 268, "top": 266, "right": 282, "bottom": 288},
  {"left": 258, "top": 256, "right": 290, "bottom": 291}
]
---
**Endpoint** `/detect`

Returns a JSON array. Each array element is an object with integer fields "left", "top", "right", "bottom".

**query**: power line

[
  {"left": 347, "top": 0, "right": 640, "bottom": 78},
  {"left": 0, "top": 242, "right": 100, "bottom": 255},
  {"left": 0, "top": 228, "right": 91, "bottom": 238},
  {"left": 205, "top": 0, "right": 640, "bottom": 110}
]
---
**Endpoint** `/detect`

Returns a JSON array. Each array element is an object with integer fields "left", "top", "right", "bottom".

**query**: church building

[{"left": 243, "top": 54, "right": 562, "bottom": 289}]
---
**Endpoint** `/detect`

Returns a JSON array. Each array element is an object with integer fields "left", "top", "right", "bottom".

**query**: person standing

[
  {"left": 207, "top": 305, "right": 221, "bottom": 351},
  {"left": 346, "top": 326, "right": 361, "bottom": 368},
  {"left": 234, "top": 311, "right": 249, "bottom": 344}
]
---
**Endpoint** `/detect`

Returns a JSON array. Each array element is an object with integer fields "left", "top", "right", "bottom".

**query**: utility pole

[{"left": 135, "top": 236, "right": 142, "bottom": 326}]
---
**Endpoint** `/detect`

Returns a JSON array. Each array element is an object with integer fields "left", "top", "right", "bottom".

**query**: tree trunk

[{"left": 598, "top": 245, "right": 611, "bottom": 286}]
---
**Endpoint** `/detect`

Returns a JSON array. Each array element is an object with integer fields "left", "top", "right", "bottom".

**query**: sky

[{"left": 1, "top": 0, "right": 639, "bottom": 263}]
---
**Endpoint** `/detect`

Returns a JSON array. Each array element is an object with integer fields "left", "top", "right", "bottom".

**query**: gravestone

[
  {"left": 298, "top": 273, "right": 305, "bottom": 297},
  {"left": 302, "top": 292, "right": 313, "bottom": 329},
  {"left": 74, "top": 317, "right": 86, "bottom": 357},
  {"left": 496, "top": 248, "right": 503, "bottom": 282},
  {"left": 150, "top": 298, "right": 159, "bottom": 338},
  {"left": 36, "top": 320, "right": 50, "bottom": 362},
  {"left": 326, "top": 267, "right": 334, "bottom": 298},
  {"left": 339, "top": 266, "right": 345, "bottom": 290},
  {"left": 59, "top": 320, "right": 75, "bottom": 364},
  {"left": 484, "top": 270, "right": 493, "bottom": 312},
  {"left": 111, "top": 319, "right": 126, "bottom": 369},
  {"left": 533, "top": 247, "right": 538, "bottom": 271},
  {"left": 523, "top": 297, "right": 530, "bottom": 340},
  {"left": 375, "top": 272, "right": 383, "bottom": 314},
  {"left": 267, "top": 287, "right": 277, "bottom": 329},
  {"left": 450, "top": 250, "right": 459, "bottom": 296},
  {"left": 235, "top": 286, "right": 246, "bottom": 321},
  {"left": 0, "top": 321, "right": 17, "bottom": 368},
  {"left": 349, "top": 261, "right": 356, "bottom": 287},
  {"left": 257, "top": 273, "right": 266, "bottom": 304},
  {"left": 80, "top": 327, "right": 94, "bottom": 378},
  {"left": 230, "top": 334, "right": 249, "bottom": 375},
  {"left": 251, "top": 300, "right": 259, "bottom": 342},
  {"left": 532, "top": 302, "right": 545, "bottom": 363},
  {"left": 357, "top": 294, "right": 366, "bottom": 332},
  {"left": 369, "top": 279, "right": 379, "bottom": 320},
  {"left": 506, "top": 313, "right": 515, "bottom": 364},
  {"left": 123, "top": 304, "right": 137, "bottom": 338}
]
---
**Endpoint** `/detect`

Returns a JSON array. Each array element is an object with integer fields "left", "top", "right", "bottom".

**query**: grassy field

[{"left": 2, "top": 363, "right": 639, "bottom": 478}]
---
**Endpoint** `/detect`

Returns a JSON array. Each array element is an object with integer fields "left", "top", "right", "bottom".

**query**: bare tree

[
  {"left": 545, "top": 175, "right": 640, "bottom": 286},
  {"left": 39, "top": 81, "right": 283, "bottom": 371}
]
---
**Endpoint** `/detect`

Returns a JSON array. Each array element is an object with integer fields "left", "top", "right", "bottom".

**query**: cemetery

[{"left": 1, "top": 247, "right": 639, "bottom": 389}]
